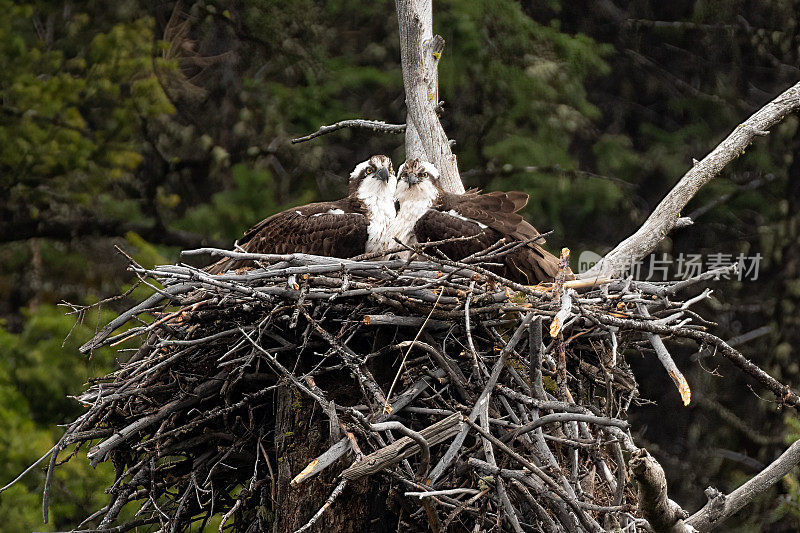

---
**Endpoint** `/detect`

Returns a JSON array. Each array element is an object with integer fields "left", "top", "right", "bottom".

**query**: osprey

[
  {"left": 391, "top": 159, "right": 563, "bottom": 284},
  {"left": 207, "top": 155, "right": 397, "bottom": 274}
]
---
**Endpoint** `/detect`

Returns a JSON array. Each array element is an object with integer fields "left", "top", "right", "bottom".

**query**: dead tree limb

[
  {"left": 588, "top": 311, "right": 800, "bottom": 408},
  {"left": 584, "top": 80, "right": 800, "bottom": 278},
  {"left": 686, "top": 438, "right": 800, "bottom": 531},
  {"left": 291, "top": 119, "right": 406, "bottom": 144},
  {"left": 342, "top": 413, "right": 462, "bottom": 480},
  {"left": 638, "top": 304, "right": 692, "bottom": 406}
]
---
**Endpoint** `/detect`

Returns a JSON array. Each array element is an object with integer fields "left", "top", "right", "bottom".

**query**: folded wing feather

[
  {"left": 413, "top": 190, "right": 564, "bottom": 284},
  {"left": 206, "top": 202, "right": 367, "bottom": 274}
]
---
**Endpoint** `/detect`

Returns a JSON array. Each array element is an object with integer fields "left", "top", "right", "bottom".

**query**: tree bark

[
  {"left": 396, "top": 0, "right": 464, "bottom": 194},
  {"left": 630, "top": 449, "right": 695, "bottom": 533},
  {"left": 273, "top": 387, "right": 393, "bottom": 533}
]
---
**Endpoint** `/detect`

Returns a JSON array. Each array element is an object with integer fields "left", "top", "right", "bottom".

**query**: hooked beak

[
  {"left": 375, "top": 167, "right": 390, "bottom": 182},
  {"left": 405, "top": 174, "right": 421, "bottom": 185}
]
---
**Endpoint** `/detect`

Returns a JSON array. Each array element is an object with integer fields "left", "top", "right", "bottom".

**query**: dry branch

[
  {"left": 290, "top": 119, "right": 405, "bottom": 144},
  {"left": 342, "top": 413, "right": 462, "bottom": 480},
  {"left": 585, "top": 80, "right": 800, "bottom": 278},
  {"left": 630, "top": 449, "right": 694, "bottom": 533},
  {"left": 686, "top": 439, "right": 800, "bottom": 531}
]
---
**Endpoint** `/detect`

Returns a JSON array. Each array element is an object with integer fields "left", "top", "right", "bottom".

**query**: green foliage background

[{"left": 1, "top": 0, "right": 800, "bottom": 531}]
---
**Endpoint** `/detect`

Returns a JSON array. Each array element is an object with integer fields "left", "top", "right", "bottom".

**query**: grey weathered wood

[
  {"left": 290, "top": 437, "right": 352, "bottom": 487},
  {"left": 630, "top": 448, "right": 695, "bottom": 533},
  {"left": 291, "top": 119, "right": 405, "bottom": 144},
  {"left": 686, "top": 438, "right": 800, "bottom": 531},
  {"left": 54, "top": 221, "right": 800, "bottom": 531},
  {"left": 341, "top": 413, "right": 462, "bottom": 479},
  {"left": 380, "top": 368, "right": 446, "bottom": 422},
  {"left": 428, "top": 311, "right": 537, "bottom": 484},
  {"left": 638, "top": 304, "right": 691, "bottom": 406},
  {"left": 396, "top": 0, "right": 464, "bottom": 193},
  {"left": 505, "top": 412, "right": 630, "bottom": 443},
  {"left": 79, "top": 283, "right": 194, "bottom": 353},
  {"left": 369, "top": 421, "right": 431, "bottom": 480},
  {"left": 583, "top": 81, "right": 800, "bottom": 278},
  {"left": 86, "top": 370, "right": 228, "bottom": 467},
  {"left": 362, "top": 314, "right": 451, "bottom": 330}
]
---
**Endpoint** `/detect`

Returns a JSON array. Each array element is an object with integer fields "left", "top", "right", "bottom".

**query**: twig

[
  {"left": 405, "top": 488, "right": 481, "bottom": 499},
  {"left": 370, "top": 421, "right": 431, "bottom": 480},
  {"left": 428, "top": 311, "right": 537, "bottom": 484},
  {"left": 290, "top": 437, "right": 352, "bottom": 486},
  {"left": 464, "top": 417, "right": 603, "bottom": 532},
  {"left": 589, "top": 311, "right": 800, "bottom": 407},
  {"left": 638, "top": 304, "right": 692, "bottom": 406},
  {"left": 0, "top": 445, "right": 56, "bottom": 494},
  {"left": 385, "top": 288, "right": 444, "bottom": 413},
  {"left": 291, "top": 119, "right": 405, "bottom": 143},
  {"left": 294, "top": 479, "right": 349, "bottom": 533}
]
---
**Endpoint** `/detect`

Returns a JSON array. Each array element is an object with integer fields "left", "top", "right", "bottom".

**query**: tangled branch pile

[{"left": 48, "top": 246, "right": 793, "bottom": 533}]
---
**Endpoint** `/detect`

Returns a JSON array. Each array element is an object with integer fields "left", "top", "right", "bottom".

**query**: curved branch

[
  {"left": 504, "top": 412, "right": 630, "bottom": 443},
  {"left": 584, "top": 80, "right": 800, "bottom": 278},
  {"left": 370, "top": 420, "right": 431, "bottom": 480},
  {"left": 686, "top": 439, "right": 800, "bottom": 531}
]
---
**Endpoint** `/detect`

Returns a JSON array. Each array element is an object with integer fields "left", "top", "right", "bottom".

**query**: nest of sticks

[{"left": 49, "top": 243, "right": 768, "bottom": 533}]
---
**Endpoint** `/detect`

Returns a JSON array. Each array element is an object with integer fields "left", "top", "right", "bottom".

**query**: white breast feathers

[
  {"left": 390, "top": 179, "right": 440, "bottom": 259},
  {"left": 357, "top": 176, "right": 397, "bottom": 256}
]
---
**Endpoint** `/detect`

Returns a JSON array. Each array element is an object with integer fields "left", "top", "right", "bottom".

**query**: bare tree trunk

[
  {"left": 399, "top": 0, "right": 431, "bottom": 161},
  {"left": 272, "top": 5, "right": 467, "bottom": 531},
  {"left": 396, "top": 0, "right": 464, "bottom": 194}
]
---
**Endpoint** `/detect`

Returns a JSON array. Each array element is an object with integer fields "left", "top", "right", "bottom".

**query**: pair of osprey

[{"left": 207, "top": 155, "right": 561, "bottom": 284}]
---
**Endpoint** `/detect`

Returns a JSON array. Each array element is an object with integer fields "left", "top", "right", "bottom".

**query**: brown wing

[
  {"left": 439, "top": 190, "right": 542, "bottom": 242},
  {"left": 417, "top": 191, "right": 563, "bottom": 284},
  {"left": 206, "top": 202, "right": 367, "bottom": 274},
  {"left": 414, "top": 209, "right": 499, "bottom": 259}
]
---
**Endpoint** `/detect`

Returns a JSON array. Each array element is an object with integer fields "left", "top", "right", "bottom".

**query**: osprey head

[
  {"left": 397, "top": 159, "right": 440, "bottom": 187},
  {"left": 350, "top": 154, "right": 395, "bottom": 185}
]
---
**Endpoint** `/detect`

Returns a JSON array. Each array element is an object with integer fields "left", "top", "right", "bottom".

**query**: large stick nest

[{"left": 51, "top": 246, "right": 738, "bottom": 532}]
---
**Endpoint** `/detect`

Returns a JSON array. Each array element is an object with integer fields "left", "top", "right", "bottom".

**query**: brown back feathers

[
  {"left": 205, "top": 199, "right": 367, "bottom": 275},
  {"left": 415, "top": 190, "right": 565, "bottom": 284}
]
